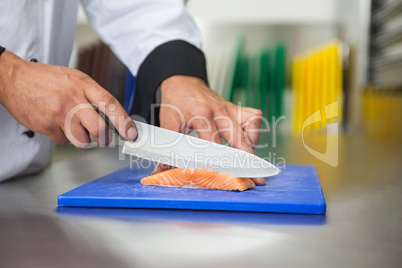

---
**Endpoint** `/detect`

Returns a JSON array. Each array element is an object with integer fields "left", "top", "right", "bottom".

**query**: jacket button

[
  {"left": 23, "top": 130, "right": 35, "bottom": 138},
  {"left": 29, "top": 58, "right": 38, "bottom": 62}
]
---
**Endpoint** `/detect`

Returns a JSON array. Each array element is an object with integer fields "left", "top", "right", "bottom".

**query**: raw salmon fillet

[{"left": 141, "top": 168, "right": 255, "bottom": 191}]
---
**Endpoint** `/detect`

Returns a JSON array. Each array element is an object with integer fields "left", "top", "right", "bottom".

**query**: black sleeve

[{"left": 129, "top": 40, "right": 208, "bottom": 126}]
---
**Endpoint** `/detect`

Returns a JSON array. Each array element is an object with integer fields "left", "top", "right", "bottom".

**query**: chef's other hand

[
  {"left": 0, "top": 50, "right": 137, "bottom": 148},
  {"left": 156, "top": 75, "right": 266, "bottom": 186}
]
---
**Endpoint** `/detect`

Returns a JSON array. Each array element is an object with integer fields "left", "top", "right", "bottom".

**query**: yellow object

[
  {"left": 363, "top": 88, "right": 402, "bottom": 140},
  {"left": 291, "top": 40, "right": 343, "bottom": 134}
]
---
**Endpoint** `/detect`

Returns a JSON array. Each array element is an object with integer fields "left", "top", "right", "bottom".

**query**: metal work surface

[{"left": 0, "top": 133, "right": 401, "bottom": 268}]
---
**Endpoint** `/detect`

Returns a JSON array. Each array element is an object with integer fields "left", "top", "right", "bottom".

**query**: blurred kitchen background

[{"left": 67, "top": 0, "right": 402, "bottom": 151}]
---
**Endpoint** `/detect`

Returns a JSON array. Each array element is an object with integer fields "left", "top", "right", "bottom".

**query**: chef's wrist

[
  {"left": 0, "top": 50, "right": 12, "bottom": 104},
  {"left": 161, "top": 75, "right": 207, "bottom": 93},
  {"left": 131, "top": 40, "right": 208, "bottom": 123},
  {"left": 0, "top": 50, "right": 23, "bottom": 105}
]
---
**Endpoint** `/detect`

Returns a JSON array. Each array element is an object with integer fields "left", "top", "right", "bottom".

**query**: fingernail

[{"left": 127, "top": 127, "right": 137, "bottom": 141}]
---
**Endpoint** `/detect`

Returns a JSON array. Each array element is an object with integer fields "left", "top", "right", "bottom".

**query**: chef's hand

[
  {"left": 0, "top": 50, "right": 137, "bottom": 147},
  {"left": 155, "top": 75, "right": 266, "bottom": 186}
]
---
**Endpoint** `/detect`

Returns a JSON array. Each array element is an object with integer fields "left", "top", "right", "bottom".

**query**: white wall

[{"left": 187, "top": 0, "right": 337, "bottom": 24}]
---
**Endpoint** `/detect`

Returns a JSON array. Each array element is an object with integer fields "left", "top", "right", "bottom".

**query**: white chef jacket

[{"left": 0, "top": 0, "right": 202, "bottom": 182}]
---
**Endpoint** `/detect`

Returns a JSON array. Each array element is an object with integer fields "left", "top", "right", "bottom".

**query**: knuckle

[
  {"left": 49, "top": 104, "right": 63, "bottom": 118},
  {"left": 78, "top": 73, "right": 92, "bottom": 83},
  {"left": 193, "top": 102, "right": 213, "bottom": 118},
  {"left": 215, "top": 105, "right": 227, "bottom": 115},
  {"left": 67, "top": 71, "right": 90, "bottom": 88},
  {"left": 100, "top": 93, "right": 116, "bottom": 107},
  {"left": 254, "top": 109, "right": 263, "bottom": 117}
]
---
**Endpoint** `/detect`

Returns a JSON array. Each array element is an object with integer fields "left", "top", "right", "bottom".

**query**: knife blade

[{"left": 122, "top": 120, "right": 280, "bottom": 178}]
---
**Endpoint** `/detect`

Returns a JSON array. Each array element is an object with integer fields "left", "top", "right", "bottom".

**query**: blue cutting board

[{"left": 58, "top": 164, "right": 326, "bottom": 214}]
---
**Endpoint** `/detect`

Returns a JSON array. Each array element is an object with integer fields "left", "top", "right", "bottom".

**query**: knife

[{"left": 121, "top": 120, "right": 280, "bottom": 178}]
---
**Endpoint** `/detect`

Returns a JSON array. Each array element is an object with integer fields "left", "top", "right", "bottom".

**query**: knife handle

[{"left": 92, "top": 105, "right": 127, "bottom": 141}]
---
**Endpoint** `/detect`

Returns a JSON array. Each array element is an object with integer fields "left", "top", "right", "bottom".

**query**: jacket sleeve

[{"left": 81, "top": 0, "right": 208, "bottom": 123}]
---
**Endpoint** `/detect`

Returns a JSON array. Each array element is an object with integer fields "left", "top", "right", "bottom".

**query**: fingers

[
  {"left": 239, "top": 107, "right": 263, "bottom": 147},
  {"left": 157, "top": 75, "right": 267, "bottom": 186},
  {"left": 49, "top": 127, "right": 70, "bottom": 145},
  {"left": 63, "top": 102, "right": 113, "bottom": 148},
  {"left": 251, "top": 177, "right": 266, "bottom": 186},
  {"left": 61, "top": 108, "right": 91, "bottom": 148},
  {"left": 84, "top": 84, "right": 137, "bottom": 141},
  {"left": 186, "top": 104, "right": 222, "bottom": 144},
  {"left": 189, "top": 115, "right": 222, "bottom": 145},
  {"left": 75, "top": 106, "right": 111, "bottom": 146},
  {"left": 154, "top": 163, "right": 174, "bottom": 174},
  {"left": 214, "top": 107, "right": 254, "bottom": 154},
  {"left": 227, "top": 106, "right": 265, "bottom": 186},
  {"left": 69, "top": 120, "right": 91, "bottom": 148},
  {"left": 160, "top": 104, "right": 185, "bottom": 133},
  {"left": 217, "top": 112, "right": 265, "bottom": 186},
  {"left": 160, "top": 102, "right": 222, "bottom": 144},
  {"left": 226, "top": 104, "right": 263, "bottom": 148}
]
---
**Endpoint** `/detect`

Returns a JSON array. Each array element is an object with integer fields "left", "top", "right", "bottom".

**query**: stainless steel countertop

[{"left": 1, "top": 133, "right": 401, "bottom": 268}]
